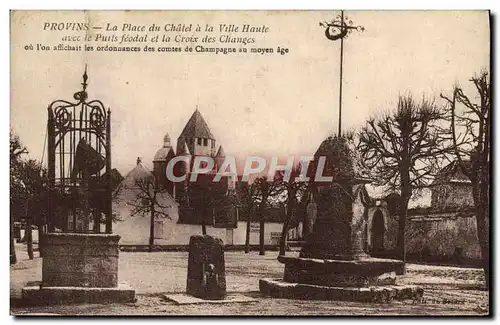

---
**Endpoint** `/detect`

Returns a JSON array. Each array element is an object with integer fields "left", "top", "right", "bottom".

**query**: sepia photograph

[{"left": 9, "top": 9, "right": 491, "bottom": 316}]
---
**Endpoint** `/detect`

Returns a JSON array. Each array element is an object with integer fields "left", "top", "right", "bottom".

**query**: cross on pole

[{"left": 320, "top": 11, "right": 365, "bottom": 136}]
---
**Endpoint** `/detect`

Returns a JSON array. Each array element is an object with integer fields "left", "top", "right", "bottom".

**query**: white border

[{"left": 3, "top": 1, "right": 498, "bottom": 323}]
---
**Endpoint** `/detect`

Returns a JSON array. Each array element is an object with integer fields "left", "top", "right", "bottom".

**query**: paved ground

[{"left": 10, "top": 243, "right": 489, "bottom": 316}]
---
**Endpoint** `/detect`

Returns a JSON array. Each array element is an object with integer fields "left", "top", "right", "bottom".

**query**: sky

[{"left": 10, "top": 10, "right": 490, "bottom": 175}]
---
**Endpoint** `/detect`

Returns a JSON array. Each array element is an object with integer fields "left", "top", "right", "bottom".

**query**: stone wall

[
  {"left": 380, "top": 213, "right": 481, "bottom": 262},
  {"left": 431, "top": 183, "right": 473, "bottom": 210},
  {"left": 365, "top": 202, "right": 480, "bottom": 263},
  {"left": 405, "top": 214, "right": 481, "bottom": 261},
  {"left": 42, "top": 233, "right": 120, "bottom": 288}
]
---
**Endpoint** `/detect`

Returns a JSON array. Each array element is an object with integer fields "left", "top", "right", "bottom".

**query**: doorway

[{"left": 371, "top": 209, "right": 385, "bottom": 256}]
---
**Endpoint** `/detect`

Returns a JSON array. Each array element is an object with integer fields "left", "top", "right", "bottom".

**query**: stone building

[
  {"left": 152, "top": 109, "right": 231, "bottom": 225},
  {"left": 366, "top": 160, "right": 480, "bottom": 264},
  {"left": 113, "top": 108, "right": 287, "bottom": 246},
  {"left": 430, "top": 160, "right": 473, "bottom": 210}
]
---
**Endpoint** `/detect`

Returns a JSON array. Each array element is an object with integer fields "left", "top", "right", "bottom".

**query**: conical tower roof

[
  {"left": 163, "top": 133, "right": 171, "bottom": 145},
  {"left": 179, "top": 109, "right": 215, "bottom": 140},
  {"left": 176, "top": 138, "right": 191, "bottom": 156},
  {"left": 215, "top": 145, "right": 226, "bottom": 157}
]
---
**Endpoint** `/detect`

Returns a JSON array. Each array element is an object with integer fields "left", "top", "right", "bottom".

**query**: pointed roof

[
  {"left": 114, "top": 159, "right": 179, "bottom": 213},
  {"left": 154, "top": 133, "right": 174, "bottom": 162},
  {"left": 119, "top": 159, "right": 153, "bottom": 189},
  {"left": 163, "top": 133, "right": 171, "bottom": 146},
  {"left": 179, "top": 109, "right": 215, "bottom": 140},
  {"left": 215, "top": 145, "right": 226, "bottom": 158},
  {"left": 435, "top": 160, "right": 472, "bottom": 183},
  {"left": 176, "top": 138, "right": 191, "bottom": 156}
]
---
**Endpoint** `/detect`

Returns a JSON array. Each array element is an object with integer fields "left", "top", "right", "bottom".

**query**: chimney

[{"left": 137, "top": 157, "right": 142, "bottom": 165}]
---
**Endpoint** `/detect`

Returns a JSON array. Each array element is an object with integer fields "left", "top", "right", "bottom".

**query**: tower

[
  {"left": 176, "top": 137, "right": 193, "bottom": 223},
  {"left": 215, "top": 145, "right": 226, "bottom": 171},
  {"left": 153, "top": 133, "right": 176, "bottom": 196},
  {"left": 177, "top": 109, "right": 216, "bottom": 157}
]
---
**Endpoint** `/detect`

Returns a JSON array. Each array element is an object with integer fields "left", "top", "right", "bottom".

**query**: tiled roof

[
  {"left": 436, "top": 160, "right": 472, "bottom": 183},
  {"left": 176, "top": 138, "right": 191, "bottom": 156},
  {"left": 179, "top": 109, "right": 215, "bottom": 140},
  {"left": 215, "top": 145, "right": 226, "bottom": 157}
]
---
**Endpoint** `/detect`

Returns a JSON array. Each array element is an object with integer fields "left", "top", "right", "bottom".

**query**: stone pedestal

[
  {"left": 300, "top": 182, "right": 370, "bottom": 261},
  {"left": 42, "top": 233, "right": 119, "bottom": 288},
  {"left": 259, "top": 279, "right": 423, "bottom": 302},
  {"left": 186, "top": 235, "right": 226, "bottom": 300},
  {"left": 22, "top": 233, "right": 135, "bottom": 305},
  {"left": 259, "top": 136, "right": 423, "bottom": 303}
]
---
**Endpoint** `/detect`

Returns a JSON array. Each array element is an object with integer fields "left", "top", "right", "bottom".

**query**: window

[
  {"left": 211, "top": 141, "right": 215, "bottom": 148},
  {"left": 203, "top": 138, "right": 208, "bottom": 146},
  {"left": 197, "top": 138, "right": 202, "bottom": 145}
]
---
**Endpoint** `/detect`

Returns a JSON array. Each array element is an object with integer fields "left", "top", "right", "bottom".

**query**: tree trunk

[
  {"left": 93, "top": 210, "right": 100, "bottom": 234},
  {"left": 475, "top": 209, "right": 489, "bottom": 289},
  {"left": 245, "top": 208, "right": 251, "bottom": 254},
  {"left": 472, "top": 176, "right": 490, "bottom": 290},
  {"left": 465, "top": 157, "right": 489, "bottom": 289},
  {"left": 259, "top": 197, "right": 267, "bottom": 256},
  {"left": 279, "top": 216, "right": 290, "bottom": 256},
  {"left": 27, "top": 218, "right": 34, "bottom": 260},
  {"left": 201, "top": 217, "right": 207, "bottom": 236},
  {"left": 259, "top": 218, "right": 265, "bottom": 255},
  {"left": 201, "top": 192, "right": 207, "bottom": 235},
  {"left": 38, "top": 224, "right": 44, "bottom": 258},
  {"left": 149, "top": 205, "right": 155, "bottom": 253},
  {"left": 280, "top": 193, "right": 294, "bottom": 256},
  {"left": 10, "top": 212, "right": 17, "bottom": 265},
  {"left": 396, "top": 189, "right": 410, "bottom": 275}
]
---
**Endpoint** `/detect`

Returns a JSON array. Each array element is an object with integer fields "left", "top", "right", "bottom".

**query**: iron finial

[{"left": 82, "top": 64, "right": 88, "bottom": 91}]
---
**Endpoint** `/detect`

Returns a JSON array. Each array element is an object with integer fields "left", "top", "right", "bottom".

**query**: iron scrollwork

[
  {"left": 89, "top": 104, "right": 107, "bottom": 134},
  {"left": 53, "top": 105, "right": 72, "bottom": 132},
  {"left": 46, "top": 66, "right": 113, "bottom": 234}
]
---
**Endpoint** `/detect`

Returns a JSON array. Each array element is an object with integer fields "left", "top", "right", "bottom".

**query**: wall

[
  {"left": 364, "top": 207, "right": 480, "bottom": 262},
  {"left": 405, "top": 213, "right": 481, "bottom": 261},
  {"left": 182, "top": 136, "right": 215, "bottom": 157},
  {"left": 431, "top": 183, "right": 473, "bottom": 210},
  {"left": 113, "top": 195, "right": 284, "bottom": 246},
  {"left": 231, "top": 221, "right": 284, "bottom": 245}
]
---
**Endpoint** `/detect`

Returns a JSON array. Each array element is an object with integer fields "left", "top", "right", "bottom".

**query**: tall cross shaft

[
  {"left": 338, "top": 10, "right": 344, "bottom": 137},
  {"left": 320, "top": 11, "right": 364, "bottom": 136}
]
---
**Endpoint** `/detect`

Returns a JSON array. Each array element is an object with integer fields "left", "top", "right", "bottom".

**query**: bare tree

[
  {"left": 10, "top": 131, "right": 29, "bottom": 264},
  {"left": 236, "top": 181, "right": 260, "bottom": 253},
  {"left": 358, "top": 95, "right": 448, "bottom": 272},
  {"left": 18, "top": 159, "right": 45, "bottom": 260},
  {"left": 128, "top": 174, "right": 172, "bottom": 252},
  {"left": 254, "top": 175, "right": 284, "bottom": 255},
  {"left": 279, "top": 167, "right": 307, "bottom": 256},
  {"left": 440, "top": 70, "right": 490, "bottom": 288},
  {"left": 187, "top": 178, "right": 231, "bottom": 235}
]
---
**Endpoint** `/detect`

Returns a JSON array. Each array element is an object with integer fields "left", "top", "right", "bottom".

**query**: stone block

[
  {"left": 95, "top": 273, "right": 118, "bottom": 288},
  {"left": 21, "top": 283, "right": 135, "bottom": 305},
  {"left": 41, "top": 233, "right": 120, "bottom": 288},
  {"left": 186, "top": 235, "right": 226, "bottom": 300},
  {"left": 100, "top": 256, "right": 118, "bottom": 272},
  {"left": 259, "top": 278, "right": 423, "bottom": 303},
  {"left": 279, "top": 255, "right": 404, "bottom": 287},
  {"left": 84, "top": 257, "right": 102, "bottom": 273},
  {"left": 283, "top": 261, "right": 396, "bottom": 287}
]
